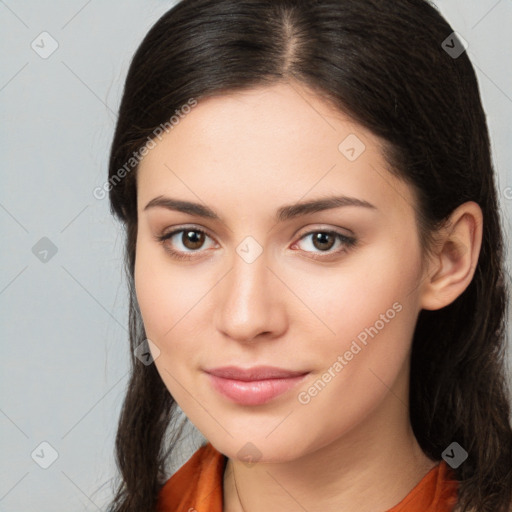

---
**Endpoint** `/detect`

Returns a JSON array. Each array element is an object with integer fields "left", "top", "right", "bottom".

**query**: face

[{"left": 134, "top": 82, "right": 426, "bottom": 462}]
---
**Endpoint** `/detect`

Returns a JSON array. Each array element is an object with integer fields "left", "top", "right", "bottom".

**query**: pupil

[
  {"left": 184, "top": 231, "right": 204, "bottom": 249},
  {"left": 314, "top": 233, "right": 334, "bottom": 251}
]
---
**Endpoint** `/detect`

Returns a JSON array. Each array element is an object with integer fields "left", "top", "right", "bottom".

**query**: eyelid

[
  {"left": 159, "top": 223, "right": 353, "bottom": 241},
  {"left": 294, "top": 224, "right": 354, "bottom": 239},
  {"left": 159, "top": 224, "right": 216, "bottom": 240}
]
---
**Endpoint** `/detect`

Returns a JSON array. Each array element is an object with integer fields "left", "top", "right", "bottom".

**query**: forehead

[
  {"left": 136, "top": 82, "right": 416, "bottom": 220},
  {"left": 148, "top": 83, "right": 365, "bottom": 157}
]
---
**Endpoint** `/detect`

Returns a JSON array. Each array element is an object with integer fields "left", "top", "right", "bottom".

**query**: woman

[{"left": 106, "top": 0, "right": 512, "bottom": 510}]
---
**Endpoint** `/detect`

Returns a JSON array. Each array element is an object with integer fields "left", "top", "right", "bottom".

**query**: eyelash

[{"left": 155, "top": 226, "right": 357, "bottom": 261}]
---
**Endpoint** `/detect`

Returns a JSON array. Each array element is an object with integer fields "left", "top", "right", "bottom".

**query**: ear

[{"left": 419, "top": 201, "right": 483, "bottom": 311}]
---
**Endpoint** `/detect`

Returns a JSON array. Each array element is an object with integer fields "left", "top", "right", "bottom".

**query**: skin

[{"left": 134, "top": 81, "right": 483, "bottom": 512}]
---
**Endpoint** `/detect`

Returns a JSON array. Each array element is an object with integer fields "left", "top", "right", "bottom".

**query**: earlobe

[{"left": 419, "top": 201, "right": 483, "bottom": 311}]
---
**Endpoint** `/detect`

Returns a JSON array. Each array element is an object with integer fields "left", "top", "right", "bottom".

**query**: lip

[{"left": 204, "top": 366, "right": 309, "bottom": 406}]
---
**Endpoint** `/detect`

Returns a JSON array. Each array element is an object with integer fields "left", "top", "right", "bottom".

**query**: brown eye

[
  {"left": 311, "top": 232, "right": 336, "bottom": 251},
  {"left": 293, "top": 230, "right": 356, "bottom": 259},
  {"left": 156, "top": 227, "right": 216, "bottom": 260},
  {"left": 182, "top": 230, "right": 205, "bottom": 250}
]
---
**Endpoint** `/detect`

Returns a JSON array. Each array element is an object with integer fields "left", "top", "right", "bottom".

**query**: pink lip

[{"left": 204, "top": 366, "right": 309, "bottom": 405}]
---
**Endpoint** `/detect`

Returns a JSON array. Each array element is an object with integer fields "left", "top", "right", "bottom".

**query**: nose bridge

[
  {"left": 214, "top": 241, "right": 283, "bottom": 341},
  {"left": 232, "top": 248, "right": 268, "bottom": 303}
]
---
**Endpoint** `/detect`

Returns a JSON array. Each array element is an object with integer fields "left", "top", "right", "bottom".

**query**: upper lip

[{"left": 204, "top": 365, "right": 309, "bottom": 381}]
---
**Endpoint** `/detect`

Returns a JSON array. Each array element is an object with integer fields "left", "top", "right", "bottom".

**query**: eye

[
  {"left": 291, "top": 230, "right": 356, "bottom": 259},
  {"left": 155, "top": 226, "right": 357, "bottom": 261},
  {"left": 155, "top": 226, "right": 216, "bottom": 260}
]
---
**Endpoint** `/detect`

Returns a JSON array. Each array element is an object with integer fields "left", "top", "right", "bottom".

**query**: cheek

[
  {"left": 134, "top": 237, "right": 200, "bottom": 342},
  {"left": 288, "top": 234, "right": 422, "bottom": 350},
  {"left": 134, "top": 245, "right": 206, "bottom": 407},
  {"left": 287, "top": 277, "right": 419, "bottom": 456},
  {"left": 287, "top": 236, "right": 422, "bottom": 409},
  {"left": 133, "top": 238, "right": 221, "bottom": 396},
  {"left": 134, "top": 255, "right": 170, "bottom": 340}
]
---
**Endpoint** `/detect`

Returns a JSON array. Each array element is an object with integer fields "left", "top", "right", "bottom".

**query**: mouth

[{"left": 204, "top": 365, "right": 310, "bottom": 406}]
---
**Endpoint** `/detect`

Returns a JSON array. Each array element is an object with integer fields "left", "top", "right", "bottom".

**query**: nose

[{"left": 214, "top": 247, "right": 288, "bottom": 343}]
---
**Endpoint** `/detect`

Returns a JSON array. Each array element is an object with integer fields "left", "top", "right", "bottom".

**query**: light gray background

[{"left": 1, "top": 1, "right": 511, "bottom": 511}]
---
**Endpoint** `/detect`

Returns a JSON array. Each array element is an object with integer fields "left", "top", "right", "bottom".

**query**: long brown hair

[{"left": 106, "top": 1, "right": 512, "bottom": 510}]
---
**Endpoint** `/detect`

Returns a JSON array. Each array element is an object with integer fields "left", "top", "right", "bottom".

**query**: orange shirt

[{"left": 157, "top": 442, "right": 459, "bottom": 512}]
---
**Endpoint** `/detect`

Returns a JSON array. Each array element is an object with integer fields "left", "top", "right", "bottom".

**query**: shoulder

[
  {"left": 157, "top": 442, "right": 227, "bottom": 512},
  {"left": 387, "top": 460, "right": 459, "bottom": 512}
]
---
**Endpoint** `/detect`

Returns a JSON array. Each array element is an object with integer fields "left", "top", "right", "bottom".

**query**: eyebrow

[{"left": 143, "top": 194, "right": 377, "bottom": 222}]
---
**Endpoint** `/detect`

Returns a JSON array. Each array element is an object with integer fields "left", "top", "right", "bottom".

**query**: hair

[{"left": 106, "top": 0, "right": 512, "bottom": 510}]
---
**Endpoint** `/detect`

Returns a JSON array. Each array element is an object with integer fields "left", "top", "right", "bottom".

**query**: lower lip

[{"left": 206, "top": 373, "right": 309, "bottom": 406}]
